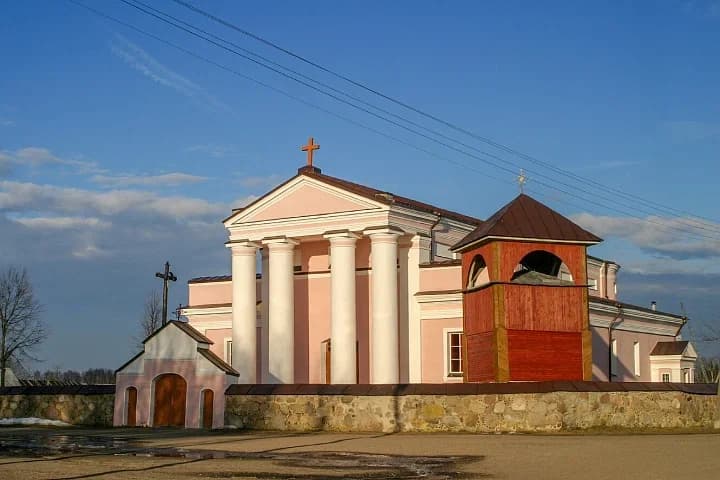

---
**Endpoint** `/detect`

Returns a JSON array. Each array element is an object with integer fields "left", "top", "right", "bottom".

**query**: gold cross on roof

[{"left": 301, "top": 137, "right": 320, "bottom": 167}]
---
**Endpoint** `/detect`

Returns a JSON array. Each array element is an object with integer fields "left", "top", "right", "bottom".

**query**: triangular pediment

[{"left": 226, "top": 176, "right": 385, "bottom": 225}]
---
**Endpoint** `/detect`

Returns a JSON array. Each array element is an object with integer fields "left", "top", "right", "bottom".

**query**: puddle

[{"left": 0, "top": 430, "right": 486, "bottom": 479}]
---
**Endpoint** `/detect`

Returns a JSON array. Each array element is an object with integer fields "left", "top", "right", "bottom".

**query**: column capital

[
  {"left": 262, "top": 236, "right": 299, "bottom": 249},
  {"left": 324, "top": 229, "right": 361, "bottom": 244},
  {"left": 226, "top": 240, "right": 260, "bottom": 255},
  {"left": 363, "top": 226, "right": 403, "bottom": 239}
]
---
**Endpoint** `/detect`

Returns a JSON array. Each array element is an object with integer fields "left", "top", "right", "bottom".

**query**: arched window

[
  {"left": 466, "top": 255, "right": 490, "bottom": 289},
  {"left": 512, "top": 250, "right": 574, "bottom": 285}
]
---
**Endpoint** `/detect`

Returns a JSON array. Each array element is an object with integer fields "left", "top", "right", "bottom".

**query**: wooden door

[
  {"left": 321, "top": 339, "right": 331, "bottom": 384},
  {"left": 201, "top": 390, "right": 214, "bottom": 429},
  {"left": 126, "top": 387, "right": 137, "bottom": 427},
  {"left": 153, "top": 374, "right": 187, "bottom": 427}
]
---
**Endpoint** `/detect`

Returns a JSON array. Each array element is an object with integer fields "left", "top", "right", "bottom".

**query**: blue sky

[{"left": 1, "top": 0, "right": 719, "bottom": 370}]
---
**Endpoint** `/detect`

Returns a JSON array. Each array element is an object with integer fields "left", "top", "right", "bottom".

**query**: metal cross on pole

[{"left": 155, "top": 261, "right": 177, "bottom": 326}]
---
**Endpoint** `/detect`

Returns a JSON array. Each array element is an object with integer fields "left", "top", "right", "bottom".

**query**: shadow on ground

[{"left": 0, "top": 427, "right": 487, "bottom": 479}]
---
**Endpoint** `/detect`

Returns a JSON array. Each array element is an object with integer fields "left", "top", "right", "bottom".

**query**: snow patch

[{"left": 0, "top": 417, "right": 71, "bottom": 427}]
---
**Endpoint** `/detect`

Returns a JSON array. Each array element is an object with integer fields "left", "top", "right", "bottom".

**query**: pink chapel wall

[
  {"left": 591, "top": 326, "right": 675, "bottom": 382},
  {"left": 114, "top": 359, "right": 230, "bottom": 429}
]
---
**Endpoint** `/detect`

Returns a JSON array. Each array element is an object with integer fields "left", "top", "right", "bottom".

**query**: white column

[
  {"left": 227, "top": 241, "right": 259, "bottom": 383},
  {"left": 407, "top": 234, "right": 431, "bottom": 383},
  {"left": 260, "top": 248, "right": 270, "bottom": 383},
  {"left": 263, "top": 237, "right": 298, "bottom": 384},
  {"left": 324, "top": 231, "right": 360, "bottom": 384},
  {"left": 365, "top": 228, "right": 401, "bottom": 384}
]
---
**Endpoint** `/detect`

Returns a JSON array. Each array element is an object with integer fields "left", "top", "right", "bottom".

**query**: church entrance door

[
  {"left": 153, "top": 373, "right": 187, "bottom": 427},
  {"left": 321, "top": 339, "right": 331, "bottom": 384}
]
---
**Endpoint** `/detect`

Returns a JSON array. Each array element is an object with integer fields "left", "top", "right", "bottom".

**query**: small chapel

[{"left": 115, "top": 138, "right": 696, "bottom": 428}]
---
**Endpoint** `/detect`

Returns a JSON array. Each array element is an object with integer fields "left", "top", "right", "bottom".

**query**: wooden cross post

[
  {"left": 155, "top": 261, "right": 177, "bottom": 326},
  {"left": 301, "top": 137, "right": 320, "bottom": 167}
]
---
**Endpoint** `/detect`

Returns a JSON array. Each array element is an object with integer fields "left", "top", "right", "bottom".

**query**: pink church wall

[
  {"left": 421, "top": 317, "right": 463, "bottom": 383},
  {"left": 419, "top": 266, "right": 462, "bottom": 292},
  {"left": 591, "top": 326, "right": 675, "bottom": 382},
  {"left": 203, "top": 328, "right": 232, "bottom": 360},
  {"left": 114, "top": 359, "right": 230, "bottom": 429},
  {"left": 248, "top": 183, "right": 369, "bottom": 222},
  {"left": 188, "top": 281, "right": 232, "bottom": 306}
]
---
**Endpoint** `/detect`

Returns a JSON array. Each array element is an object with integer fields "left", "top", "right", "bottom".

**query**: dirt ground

[{"left": 1, "top": 427, "right": 719, "bottom": 479}]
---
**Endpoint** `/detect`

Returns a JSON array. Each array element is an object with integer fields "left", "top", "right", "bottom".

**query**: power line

[
  {"left": 116, "top": 0, "right": 720, "bottom": 240},
  {"left": 122, "top": 0, "right": 720, "bottom": 237},
  {"left": 68, "top": 0, "right": 720, "bottom": 242},
  {"left": 171, "top": 0, "right": 720, "bottom": 229}
]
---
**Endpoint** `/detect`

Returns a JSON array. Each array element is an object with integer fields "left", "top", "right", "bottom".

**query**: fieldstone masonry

[
  {"left": 0, "top": 386, "right": 115, "bottom": 427},
  {"left": 226, "top": 383, "right": 720, "bottom": 433}
]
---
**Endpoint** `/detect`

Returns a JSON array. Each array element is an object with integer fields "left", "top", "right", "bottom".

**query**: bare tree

[
  {"left": 0, "top": 266, "right": 45, "bottom": 387},
  {"left": 136, "top": 290, "right": 162, "bottom": 346},
  {"left": 695, "top": 356, "right": 720, "bottom": 384}
]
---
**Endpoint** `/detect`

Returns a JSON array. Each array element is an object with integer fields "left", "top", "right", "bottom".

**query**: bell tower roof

[{"left": 452, "top": 193, "right": 601, "bottom": 252}]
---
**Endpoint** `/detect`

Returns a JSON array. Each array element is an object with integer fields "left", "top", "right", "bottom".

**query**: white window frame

[
  {"left": 633, "top": 341, "right": 640, "bottom": 377},
  {"left": 224, "top": 337, "right": 233, "bottom": 365},
  {"left": 588, "top": 278, "right": 598, "bottom": 290},
  {"left": 443, "top": 329, "right": 464, "bottom": 379},
  {"left": 610, "top": 339, "right": 618, "bottom": 378},
  {"left": 661, "top": 372, "right": 671, "bottom": 383}
]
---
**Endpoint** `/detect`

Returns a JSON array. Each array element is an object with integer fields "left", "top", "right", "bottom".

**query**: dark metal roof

[
  {"left": 452, "top": 194, "right": 602, "bottom": 251},
  {"left": 141, "top": 320, "right": 213, "bottom": 346},
  {"left": 197, "top": 348, "right": 240, "bottom": 376},
  {"left": 591, "top": 297, "right": 686, "bottom": 320},
  {"left": 419, "top": 259, "right": 462, "bottom": 268},
  {"left": 650, "top": 341, "right": 690, "bottom": 356},
  {"left": 188, "top": 275, "right": 232, "bottom": 284}
]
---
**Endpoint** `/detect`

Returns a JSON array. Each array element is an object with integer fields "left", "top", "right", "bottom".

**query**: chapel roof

[
  {"left": 141, "top": 320, "right": 213, "bottom": 345},
  {"left": 198, "top": 348, "right": 239, "bottom": 376},
  {"left": 650, "top": 341, "right": 690, "bottom": 356},
  {"left": 452, "top": 193, "right": 602, "bottom": 251}
]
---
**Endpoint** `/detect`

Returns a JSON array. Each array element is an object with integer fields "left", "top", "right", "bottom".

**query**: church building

[{"left": 114, "top": 138, "right": 696, "bottom": 428}]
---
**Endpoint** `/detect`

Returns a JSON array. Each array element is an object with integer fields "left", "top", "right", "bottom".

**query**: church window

[
  {"left": 224, "top": 338, "right": 232, "bottom": 365},
  {"left": 588, "top": 278, "right": 598, "bottom": 290},
  {"left": 447, "top": 331, "right": 463, "bottom": 377},
  {"left": 466, "top": 255, "right": 489, "bottom": 289},
  {"left": 633, "top": 342, "right": 640, "bottom": 377},
  {"left": 610, "top": 339, "right": 618, "bottom": 378},
  {"left": 661, "top": 372, "right": 671, "bottom": 383}
]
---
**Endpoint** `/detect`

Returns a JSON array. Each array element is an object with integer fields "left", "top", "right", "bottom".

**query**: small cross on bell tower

[
  {"left": 298, "top": 136, "right": 322, "bottom": 173},
  {"left": 517, "top": 169, "right": 527, "bottom": 194}
]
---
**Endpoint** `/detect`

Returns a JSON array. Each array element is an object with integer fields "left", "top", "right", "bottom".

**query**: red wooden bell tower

[{"left": 452, "top": 194, "right": 601, "bottom": 382}]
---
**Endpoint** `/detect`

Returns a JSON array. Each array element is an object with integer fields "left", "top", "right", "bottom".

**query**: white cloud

[
  {"left": 1, "top": 147, "right": 103, "bottom": 174},
  {"left": 237, "top": 174, "right": 283, "bottom": 189},
  {"left": 111, "top": 35, "right": 227, "bottom": 111},
  {"left": 0, "top": 180, "right": 227, "bottom": 221},
  {"left": 91, "top": 172, "right": 208, "bottom": 187},
  {"left": 13, "top": 216, "right": 111, "bottom": 230},
  {"left": 186, "top": 144, "right": 236, "bottom": 158},
  {"left": 572, "top": 212, "right": 720, "bottom": 260}
]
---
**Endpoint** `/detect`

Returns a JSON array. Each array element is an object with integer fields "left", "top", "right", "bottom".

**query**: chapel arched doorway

[
  {"left": 201, "top": 389, "right": 214, "bottom": 429},
  {"left": 153, "top": 373, "right": 187, "bottom": 427},
  {"left": 125, "top": 386, "right": 137, "bottom": 427}
]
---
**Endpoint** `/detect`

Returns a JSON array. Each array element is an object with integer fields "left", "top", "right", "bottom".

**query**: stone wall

[
  {"left": 0, "top": 385, "right": 115, "bottom": 426},
  {"left": 226, "top": 382, "right": 720, "bottom": 433}
]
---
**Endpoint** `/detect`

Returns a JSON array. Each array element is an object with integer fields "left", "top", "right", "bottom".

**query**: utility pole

[{"left": 155, "top": 262, "right": 177, "bottom": 326}]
